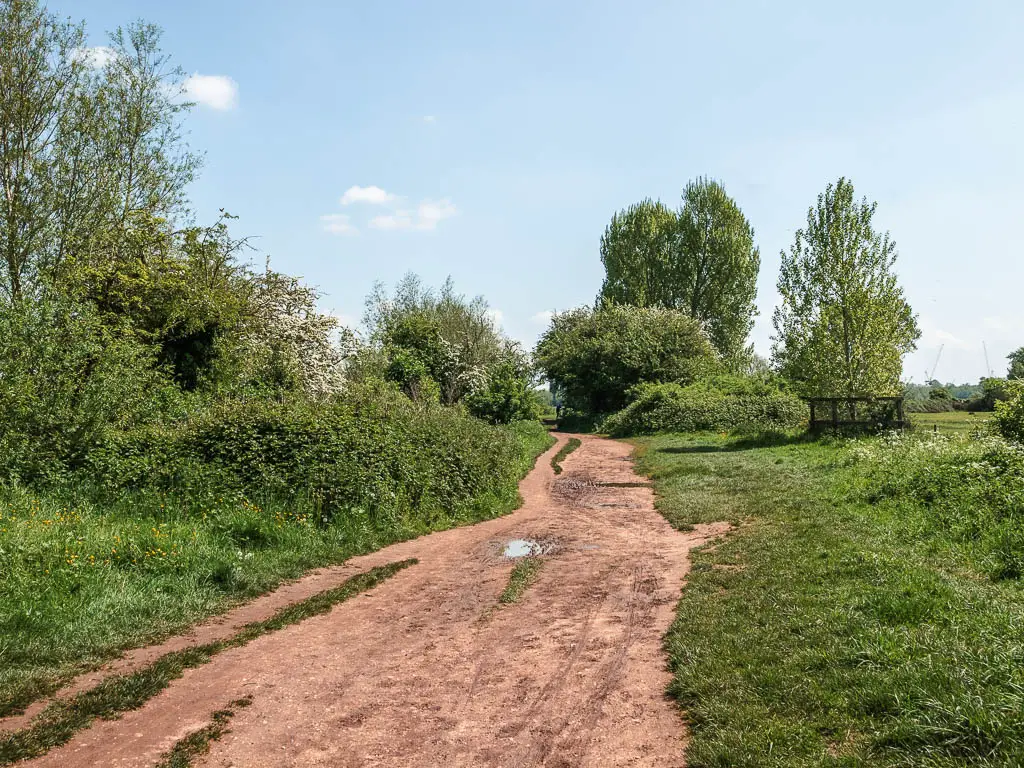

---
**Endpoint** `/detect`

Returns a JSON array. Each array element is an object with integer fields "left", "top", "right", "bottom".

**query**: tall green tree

[
  {"left": 1007, "top": 347, "right": 1024, "bottom": 380},
  {"left": 0, "top": 0, "right": 197, "bottom": 300},
  {"left": 598, "top": 199, "right": 677, "bottom": 308},
  {"left": 597, "top": 179, "right": 760, "bottom": 360},
  {"left": 675, "top": 178, "right": 760, "bottom": 359},
  {"left": 771, "top": 178, "right": 920, "bottom": 396}
]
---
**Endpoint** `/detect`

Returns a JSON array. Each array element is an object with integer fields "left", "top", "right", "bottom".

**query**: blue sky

[{"left": 60, "top": 0, "right": 1024, "bottom": 384}]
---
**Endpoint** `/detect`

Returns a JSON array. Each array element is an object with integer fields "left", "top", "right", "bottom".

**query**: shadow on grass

[{"left": 657, "top": 431, "right": 814, "bottom": 454}]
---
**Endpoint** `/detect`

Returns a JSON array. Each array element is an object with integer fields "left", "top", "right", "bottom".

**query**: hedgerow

[{"left": 601, "top": 378, "right": 806, "bottom": 437}]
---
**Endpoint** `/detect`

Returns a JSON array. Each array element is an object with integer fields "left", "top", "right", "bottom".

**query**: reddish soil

[{"left": 21, "top": 434, "right": 726, "bottom": 767}]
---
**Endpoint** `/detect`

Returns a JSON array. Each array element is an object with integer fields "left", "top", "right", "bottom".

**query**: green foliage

[
  {"left": 850, "top": 432, "right": 1024, "bottom": 581},
  {"left": 601, "top": 377, "right": 806, "bottom": 437},
  {"left": 772, "top": 178, "right": 920, "bottom": 397},
  {"left": 993, "top": 381, "right": 1024, "bottom": 443},
  {"left": 361, "top": 274, "right": 536, "bottom": 417},
  {"left": 466, "top": 354, "right": 539, "bottom": 424},
  {"left": 534, "top": 303, "right": 717, "bottom": 414},
  {"left": 0, "top": 1, "right": 198, "bottom": 301},
  {"left": 966, "top": 377, "right": 1012, "bottom": 412},
  {"left": 598, "top": 179, "right": 760, "bottom": 360},
  {"left": 0, "top": 297, "right": 166, "bottom": 482},
  {"left": 598, "top": 199, "right": 677, "bottom": 307},
  {"left": 904, "top": 397, "right": 956, "bottom": 413},
  {"left": 364, "top": 274, "right": 502, "bottom": 405},
  {"left": 86, "top": 382, "right": 537, "bottom": 523},
  {"left": 0, "top": 409, "right": 552, "bottom": 721},
  {"left": 1007, "top": 347, "right": 1024, "bottom": 380}
]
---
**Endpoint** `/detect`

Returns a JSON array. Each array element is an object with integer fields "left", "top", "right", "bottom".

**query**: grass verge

[
  {"left": 154, "top": 695, "right": 252, "bottom": 768},
  {"left": 633, "top": 432, "right": 1024, "bottom": 767},
  {"left": 0, "top": 560, "right": 415, "bottom": 765},
  {"left": 499, "top": 557, "right": 544, "bottom": 604},
  {"left": 551, "top": 438, "right": 582, "bottom": 475}
]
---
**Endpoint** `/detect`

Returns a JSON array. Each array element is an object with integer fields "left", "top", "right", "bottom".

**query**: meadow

[{"left": 634, "top": 429, "right": 1024, "bottom": 767}]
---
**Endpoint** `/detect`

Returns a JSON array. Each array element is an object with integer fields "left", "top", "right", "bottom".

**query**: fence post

[{"left": 831, "top": 399, "right": 839, "bottom": 430}]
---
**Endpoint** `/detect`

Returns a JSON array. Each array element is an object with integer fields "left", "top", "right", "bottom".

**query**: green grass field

[
  {"left": 634, "top": 432, "right": 1024, "bottom": 767},
  {"left": 907, "top": 409, "right": 992, "bottom": 434}
]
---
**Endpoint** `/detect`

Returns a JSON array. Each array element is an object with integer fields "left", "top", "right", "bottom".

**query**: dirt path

[{"left": 24, "top": 434, "right": 726, "bottom": 767}]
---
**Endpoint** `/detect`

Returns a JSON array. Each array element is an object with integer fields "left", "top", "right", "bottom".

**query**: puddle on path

[{"left": 503, "top": 539, "right": 558, "bottom": 558}]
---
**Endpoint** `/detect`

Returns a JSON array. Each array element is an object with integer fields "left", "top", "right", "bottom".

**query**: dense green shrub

[
  {"left": 964, "top": 377, "right": 1011, "bottom": 412},
  {"left": 993, "top": 381, "right": 1024, "bottom": 442},
  {"left": 87, "top": 382, "right": 544, "bottom": 526},
  {"left": 0, "top": 298, "right": 167, "bottom": 483},
  {"left": 466, "top": 357, "right": 539, "bottom": 425},
  {"left": 535, "top": 304, "right": 718, "bottom": 414},
  {"left": 601, "top": 377, "right": 805, "bottom": 436},
  {"left": 904, "top": 398, "right": 956, "bottom": 413},
  {"left": 848, "top": 433, "right": 1024, "bottom": 580}
]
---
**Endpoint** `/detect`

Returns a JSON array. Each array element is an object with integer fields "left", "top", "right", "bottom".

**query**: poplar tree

[
  {"left": 771, "top": 177, "right": 920, "bottom": 396},
  {"left": 597, "top": 179, "right": 760, "bottom": 361}
]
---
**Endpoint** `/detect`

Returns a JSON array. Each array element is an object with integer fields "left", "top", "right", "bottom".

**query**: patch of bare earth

[{"left": 21, "top": 434, "right": 727, "bottom": 767}]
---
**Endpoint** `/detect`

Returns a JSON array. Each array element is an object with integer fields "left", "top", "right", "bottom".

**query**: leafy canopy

[
  {"left": 1007, "top": 347, "right": 1024, "bottom": 381},
  {"left": 771, "top": 177, "right": 920, "bottom": 397},
  {"left": 598, "top": 178, "right": 760, "bottom": 361},
  {"left": 534, "top": 303, "right": 717, "bottom": 414}
]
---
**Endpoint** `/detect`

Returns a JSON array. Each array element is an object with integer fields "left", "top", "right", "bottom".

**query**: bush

[
  {"left": 86, "top": 381, "right": 543, "bottom": 527},
  {"left": 993, "top": 381, "right": 1024, "bottom": 443},
  {"left": 535, "top": 304, "right": 718, "bottom": 414},
  {"left": 0, "top": 298, "right": 166, "bottom": 483},
  {"left": 466, "top": 356, "right": 539, "bottom": 425},
  {"left": 904, "top": 398, "right": 956, "bottom": 413},
  {"left": 602, "top": 377, "right": 806, "bottom": 436}
]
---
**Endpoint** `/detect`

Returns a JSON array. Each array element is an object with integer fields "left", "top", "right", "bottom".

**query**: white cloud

[
  {"left": 367, "top": 198, "right": 458, "bottom": 231},
  {"left": 320, "top": 213, "right": 357, "bottom": 235},
  {"left": 72, "top": 46, "right": 116, "bottom": 69},
  {"left": 368, "top": 212, "right": 413, "bottom": 230},
  {"left": 486, "top": 309, "right": 504, "bottom": 328},
  {"left": 531, "top": 310, "right": 554, "bottom": 324},
  {"left": 340, "top": 185, "right": 396, "bottom": 206},
  {"left": 422, "top": 115, "right": 437, "bottom": 123},
  {"left": 414, "top": 198, "right": 457, "bottom": 229},
  {"left": 184, "top": 74, "right": 239, "bottom": 111}
]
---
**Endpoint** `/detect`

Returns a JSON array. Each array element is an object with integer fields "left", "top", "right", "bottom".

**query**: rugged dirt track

[{"left": 23, "top": 434, "right": 726, "bottom": 767}]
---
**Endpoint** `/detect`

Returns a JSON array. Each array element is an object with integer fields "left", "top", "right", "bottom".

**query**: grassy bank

[
  {"left": 634, "top": 432, "right": 1024, "bottom": 767},
  {"left": 0, "top": 419, "right": 553, "bottom": 719}
]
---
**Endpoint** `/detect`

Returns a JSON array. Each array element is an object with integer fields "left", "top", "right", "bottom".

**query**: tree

[
  {"left": 534, "top": 304, "right": 717, "bottom": 414},
  {"left": 598, "top": 199, "right": 677, "bottom": 308},
  {"left": 597, "top": 179, "right": 760, "bottom": 361},
  {"left": 0, "top": 0, "right": 85, "bottom": 299},
  {"left": 674, "top": 178, "right": 760, "bottom": 359},
  {"left": 1007, "top": 347, "right": 1024, "bottom": 380},
  {"left": 0, "top": 0, "right": 197, "bottom": 300},
  {"left": 363, "top": 274, "right": 506, "bottom": 406},
  {"left": 771, "top": 178, "right": 920, "bottom": 396}
]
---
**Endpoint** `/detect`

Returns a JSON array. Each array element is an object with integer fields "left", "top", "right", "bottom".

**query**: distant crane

[
  {"left": 983, "top": 341, "right": 994, "bottom": 378},
  {"left": 926, "top": 344, "right": 944, "bottom": 384}
]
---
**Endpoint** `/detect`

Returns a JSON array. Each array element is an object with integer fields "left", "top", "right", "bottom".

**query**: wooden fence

[{"left": 806, "top": 396, "right": 906, "bottom": 432}]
